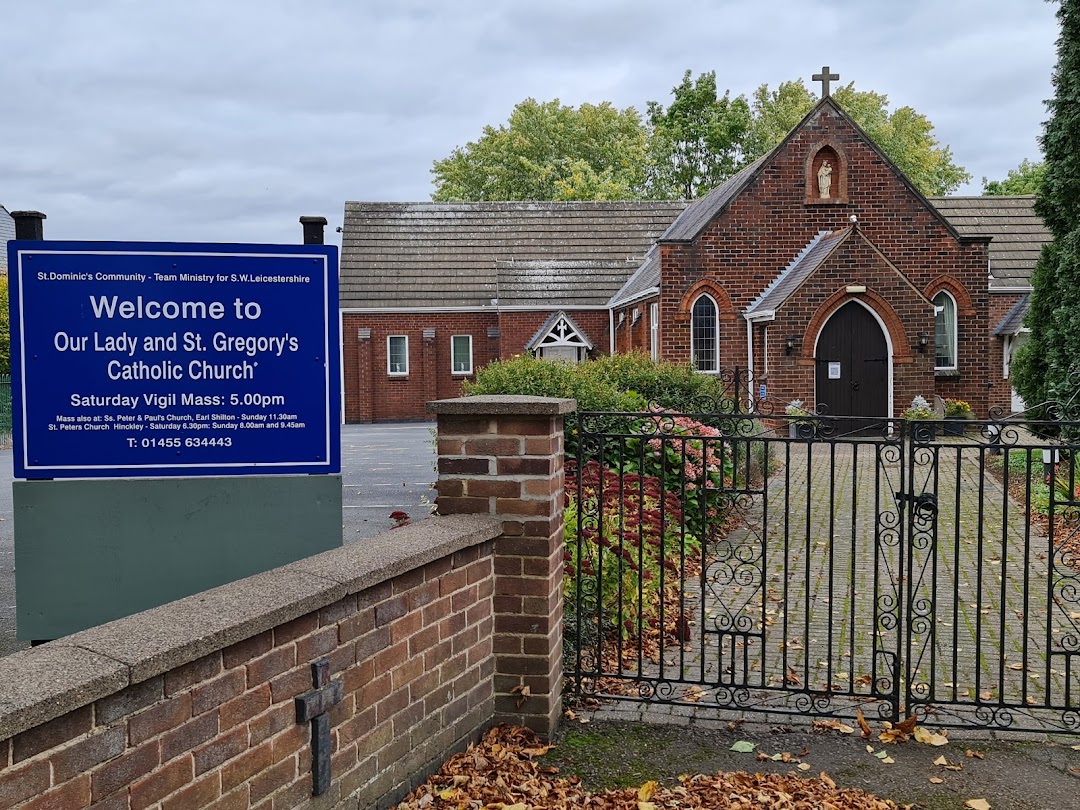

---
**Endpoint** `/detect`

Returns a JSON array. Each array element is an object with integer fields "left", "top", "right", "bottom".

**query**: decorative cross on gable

[
  {"left": 295, "top": 658, "right": 344, "bottom": 796},
  {"left": 813, "top": 66, "right": 840, "bottom": 97}
]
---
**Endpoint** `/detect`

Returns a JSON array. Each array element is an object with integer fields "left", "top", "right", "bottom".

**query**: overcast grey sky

[{"left": 1, "top": 1, "right": 1059, "bottom": 246}]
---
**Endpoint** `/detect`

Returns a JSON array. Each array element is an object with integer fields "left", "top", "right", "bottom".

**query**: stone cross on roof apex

[{"left": 813, "top": 65, "right": 840, "bottom": 97}]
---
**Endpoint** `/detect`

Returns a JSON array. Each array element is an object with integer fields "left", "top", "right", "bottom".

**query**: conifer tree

[{"left": 1013, "top": 0, "right": 1080, "bottom": 413}]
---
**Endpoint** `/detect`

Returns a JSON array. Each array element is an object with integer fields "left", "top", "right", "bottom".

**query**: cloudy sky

[{"left": 1, "top": 1, "right": 1060, "bottom": 246}]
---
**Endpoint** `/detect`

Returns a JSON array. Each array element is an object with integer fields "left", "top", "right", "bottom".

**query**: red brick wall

[
  {"left": 343, "top": 310, "right": 610, "bottom": 422},
  {"left": 764, "top": 232, "right": 936, "bottom": 415},
  {"left": 0, "top": 396, "right": 571, "bottom": 809},
  {"left": 429, "top": 397, "right": 571, "bottom": 736},
  {"left": 612, "top": 300, "right": 656, "bottom": 355},
  {"left": 497, "top": 310, "right": 610, "bottom": 360},
  {"left": 0, "top": 541, "right": 495, "bottom": 810},
  {"left": 988, "top": 292, "right": 1024, "bottom": 414},
  {"left": 342, "top": 313, "right": 497, "bottom": 422},
  {"left": 658, "top": 102, "right": 991, "bottom": 417}
]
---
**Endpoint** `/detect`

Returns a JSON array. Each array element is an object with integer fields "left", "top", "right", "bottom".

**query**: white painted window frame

[
  {"left": 650, "top": 302, "right": 659, "bottom": 362},
  {"left": 387, "top": 334, "right": 409, "bottom": 376},
  {"left": 451, "top": 334, "right": 473, "bottom": 375},
  {"left": 933, "top": 291, "right": 958, "bottom": 372}
]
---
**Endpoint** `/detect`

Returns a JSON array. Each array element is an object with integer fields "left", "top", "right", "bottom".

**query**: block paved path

[{"left": 590, "top": 432, "right": 1080, "bottom": 732}]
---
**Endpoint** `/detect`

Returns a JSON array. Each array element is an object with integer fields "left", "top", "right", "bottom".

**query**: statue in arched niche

[{"left": 817, "top": 160, "right": 833, "bottom": 198}]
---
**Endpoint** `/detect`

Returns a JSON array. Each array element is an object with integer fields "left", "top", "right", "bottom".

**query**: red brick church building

[{"left": 340, "top": 88, "right": 1048, "bottom": 423}]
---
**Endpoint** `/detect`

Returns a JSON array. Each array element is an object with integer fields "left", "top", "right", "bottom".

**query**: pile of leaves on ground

[{"left": 396, "top": 724, "right": 905, "bottom": 810}]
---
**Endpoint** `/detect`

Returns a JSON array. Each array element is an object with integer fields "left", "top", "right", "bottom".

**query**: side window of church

[
  {"left": 650, "top": 302, "right": 659, "bottom": 362},
  {"left": 933, "top": 292, "right": 957, "bottom": 371},
  {"left": 451, "top": 335, "right": 472, "bottom": 374},
  {"left": 691, "top": 295, "right": 718, "bottom": 373},
  {"left": 388, "top": 335, "right": 409, "bottom": 375}
]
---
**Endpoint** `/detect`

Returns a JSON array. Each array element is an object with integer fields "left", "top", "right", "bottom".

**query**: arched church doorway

[{"left": 814, "top": 301, "right": 889, "bottom": 431}]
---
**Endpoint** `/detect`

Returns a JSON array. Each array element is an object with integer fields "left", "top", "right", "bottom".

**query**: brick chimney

[
  {"left": 11, "top": 210, "right": 46, "bottom": 240},
  {"left": 299, "top": 216, "right": 327, "bottom": 245}
]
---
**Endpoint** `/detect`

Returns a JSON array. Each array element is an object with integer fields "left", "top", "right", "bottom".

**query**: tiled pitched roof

[
  {"left": 929, "top": 196, "right": 1049, "bottom": 288},
  {"left": 608, "top": 245, "right": 660, "bottom": 308},
  {"left": 340, "top": 201, "right": 687, "bottom": 309},
  {"left": 993, "top": 293, "right": 1031, "bottom": 336},
  {"left": 495, "top": 259, "right": 641, "bottom": 307},
  {"left": 0, "top": 205, "right": 14, "bottom": 273},
  {"left": 659, "top": 153, "right": 772, "bottom": 243},
  {"left": 745, "top": 230, "right": 849, "bottom": 316},
  {"left": 340, "top": 193, "right": 1049, "bottom": 312}
]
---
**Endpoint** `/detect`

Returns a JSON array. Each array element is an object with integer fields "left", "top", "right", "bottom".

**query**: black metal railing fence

[{"left": 565, "top": 403, "right": 1080, "bottom": 735}]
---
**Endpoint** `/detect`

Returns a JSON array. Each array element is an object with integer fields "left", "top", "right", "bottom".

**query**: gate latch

[{"left": 894, "top": 492, "right": 938, "bottom": 515}]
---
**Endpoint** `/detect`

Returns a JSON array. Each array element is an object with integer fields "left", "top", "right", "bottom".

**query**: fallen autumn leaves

[{"left": 397, "top": 725, "right": 908, "bottom": 809}]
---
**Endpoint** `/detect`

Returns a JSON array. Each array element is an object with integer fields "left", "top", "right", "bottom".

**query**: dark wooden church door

[{"left": 815, "top": 302, "right": 888, "bottom": 431}]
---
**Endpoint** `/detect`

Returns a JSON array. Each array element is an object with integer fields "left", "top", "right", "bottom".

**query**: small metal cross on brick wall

[{"left": 295, "top": 658, "right": 344, "bottom": 795}]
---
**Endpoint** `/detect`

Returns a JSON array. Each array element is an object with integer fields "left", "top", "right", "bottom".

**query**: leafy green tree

[
  {"left": 432, "top": 74, "right": 968, "bottom": 201},
  {"left": 983, "top": 159, "right": 1047, "bottom": 195},
  {"left": 1013, "top": 0, "right": 1080, "bottom": 413},
  {"left": 643, "top": 70, "right": 751, "bottom": 199},
  {"left": 743, "top": 80, "right": 970, "bottom": 196},
  {"left": 430, "top": 99, "right": 648, "bottom": 201},
  {"left": 743, "top": 80, "right": 818, "bottom": 157}
]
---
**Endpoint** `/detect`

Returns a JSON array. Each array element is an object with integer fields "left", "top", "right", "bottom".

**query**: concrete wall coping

[
  {"left": 426, "top": 395, "right": 577, "bottom": 416},
  {"left": 0, "top": 514, "right": 501, "bottom": 742}
]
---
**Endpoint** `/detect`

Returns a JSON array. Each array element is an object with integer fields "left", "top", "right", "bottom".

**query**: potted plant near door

[
  {"left": 903, "top": 395, "right": 936, "bottom": 441},
  {"left": 943, "top": 399, "right": 972, "bottom": 436},
  {"left": 785, "top": 399, "right": 816, "bottom": 439}
]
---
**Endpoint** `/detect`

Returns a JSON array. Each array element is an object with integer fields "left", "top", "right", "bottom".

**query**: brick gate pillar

[{"left": 426, "top": 395, "right": 575, "bottom": 737}]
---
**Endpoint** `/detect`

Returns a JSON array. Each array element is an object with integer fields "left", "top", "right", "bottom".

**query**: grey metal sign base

[{"left": 13, "top": 474, "right": 343, "bottom": 641}]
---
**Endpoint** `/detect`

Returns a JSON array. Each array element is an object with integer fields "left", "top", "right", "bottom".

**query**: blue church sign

[{"left": 7, "top": 241, "right": 341, "bottom": 479}]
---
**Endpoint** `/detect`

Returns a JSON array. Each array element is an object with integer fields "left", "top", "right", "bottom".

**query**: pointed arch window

[
  {"left": 933, "top": 291, "right": 957, "bottom": 371},
  {"left": 691, "top": 294, "right": 719, "bottom": 372}
]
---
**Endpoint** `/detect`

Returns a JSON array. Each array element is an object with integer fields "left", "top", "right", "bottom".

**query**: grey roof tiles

[
  {"left": 993, "top": 293, "right": 1031, "bottom": 336},
  {"left": 340, "top": 200, "right": 686, "bottom": 309},
  {"left": 659, "top": 153, "right": 772, "bottom": 244},
  {"left": 929, "top": 196, "right": 1048, "bottom": 288},
  {"left": 340, "top": 193, "right": 1048, "bottom": 313},
  {"left": 746, "top": 230, "right": 846, "bottom": 316},
  {"left": 608, "top": 245, "right": 660, "bottom": 308}
]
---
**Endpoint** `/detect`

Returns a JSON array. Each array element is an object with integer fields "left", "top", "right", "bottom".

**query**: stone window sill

[{"left": 934, "top": 369, "right": 960, "bottom": 379}]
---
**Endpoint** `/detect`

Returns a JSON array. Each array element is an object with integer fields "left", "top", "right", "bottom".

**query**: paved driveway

[{"left": 0, "top": 421, "right": 437, "bottom": 657}]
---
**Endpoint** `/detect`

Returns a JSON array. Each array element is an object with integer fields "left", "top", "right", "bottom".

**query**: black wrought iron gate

[{"left": 567, "top": 407, "right": 1080, "bottom": 734}]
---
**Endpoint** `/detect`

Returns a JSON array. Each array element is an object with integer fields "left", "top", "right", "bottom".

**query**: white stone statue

[{"left": 817, "top": 160, "right": 833, "bottom": 198}]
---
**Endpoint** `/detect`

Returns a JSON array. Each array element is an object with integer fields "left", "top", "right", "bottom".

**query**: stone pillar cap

[{"left": 427, "top": 395, "right": 576, "bottom": 416}]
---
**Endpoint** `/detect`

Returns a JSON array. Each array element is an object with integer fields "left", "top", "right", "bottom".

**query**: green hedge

[{"left": 463, "top": 351, "right": 726, "bottom": 412}]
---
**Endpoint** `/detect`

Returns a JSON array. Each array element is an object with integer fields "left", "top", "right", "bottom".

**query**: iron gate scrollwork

[{"left": 567, "top": 388, "right": 1080, "bottom": 734}]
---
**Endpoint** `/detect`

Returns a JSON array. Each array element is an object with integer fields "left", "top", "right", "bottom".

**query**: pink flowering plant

[
  {"left": 563, "top": 460, "right": 693, "bottom": 643},
  {"left": 622, "top": 410, "right": 732, "bottom": 540}
]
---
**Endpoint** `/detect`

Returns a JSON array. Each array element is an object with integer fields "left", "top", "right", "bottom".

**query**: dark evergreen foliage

[{"left": 1013, "top": 0, "right": 1080, "bottom": 413}]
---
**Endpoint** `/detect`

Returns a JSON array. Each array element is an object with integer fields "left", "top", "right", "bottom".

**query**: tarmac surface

[{"left": 0, "top": 420, "right": 437, "bottom": 657}]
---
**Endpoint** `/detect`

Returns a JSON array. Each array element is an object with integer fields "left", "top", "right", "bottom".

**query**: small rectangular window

[
  {"left": 451, "top": 334, "right": 472, "bottom": 374},
  {"left": 387, "top": 335, "right": 408, "bottom": 375}
]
